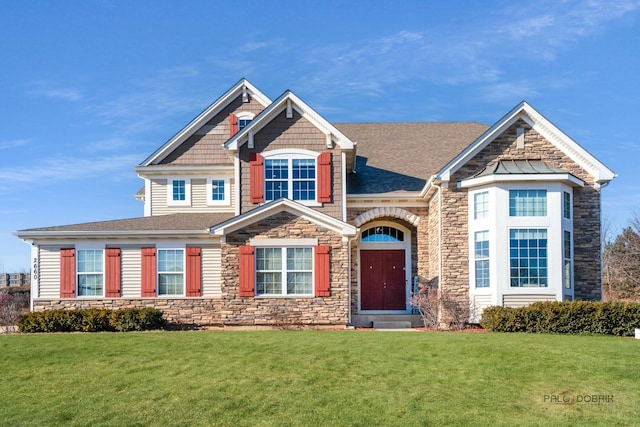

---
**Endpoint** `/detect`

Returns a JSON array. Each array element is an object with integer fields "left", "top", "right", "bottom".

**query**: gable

[
  {"left": 140, "top": 79, "right": 271, "bottom": 167},
  {"left": 438, "top": 102, "right": 616, "bottom": 188},
  {"left": 224, "top": 91, "right": 355, "bottom": 152}
]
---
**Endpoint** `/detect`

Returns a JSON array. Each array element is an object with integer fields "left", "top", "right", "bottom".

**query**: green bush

[
  {"left": 480, "top": 301, "right": 640, "bottom": 336},
  {"left": 18, "top": 308, "right": 165, "bottom": 333}
]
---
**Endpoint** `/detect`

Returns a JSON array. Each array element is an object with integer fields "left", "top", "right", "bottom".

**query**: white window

[
  {"left": 474, "top": 231, "right": 490, "bottom": 288},
  {"left": 564, "top": 231, "right": 572, "bottom": 289},
  {"left": 207, "top": 177, "right": 230, "bottom": 206},
  {"left": 509, "top": 229, "right": 548, "bottom": 287},
  {"left": 256, "top": 247, "right": 313, "bottom": 296},
  {"left": 237, "top": 111, "right": 254, "bottom": 131},
  {"left": 474, "top": 191, "right": 489, "bottom": 219},
  {"left": 157, "top": 249, "right": 184, "bottom": 296},
  {"left": 509, "top": 190, "right": 547, "bottom": 216},
  {"left": 263, "top": 151, "right": 318, "bottom": 204},
  {"left": 168, "top": 178, "right": 191, "bottom": 206},
  {"left": 77, "top": 249, "right": 104, "bottom": 297},
  {"left": 563, "top": 191, "right": 571, "bottom": 219}
]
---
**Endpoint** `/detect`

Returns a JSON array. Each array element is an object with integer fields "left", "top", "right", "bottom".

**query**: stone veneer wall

[
  {"left": 33, "top": 299, "right": 223, "bottom": 326},
  {"left": 426, "top": 193, "right": 440, "bottom": 286},
  {"left": 221, "top": 212, "right": 349, "bottom": 326},
  {"left": 346, "top": 206, "right": 428, "bottom": 316},
  {"left": 442, "top": 119, "right": 603, "bottom": 302}
]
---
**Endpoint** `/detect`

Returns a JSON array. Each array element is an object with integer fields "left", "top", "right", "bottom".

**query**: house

[{"left": 15, "top": 78, "right": 616, "bottom": 328}]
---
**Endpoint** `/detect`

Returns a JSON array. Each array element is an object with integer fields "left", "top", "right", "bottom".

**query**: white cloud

[
  {"left": 0, "top": 139, "right": 28, "bottom": 150},
  {"left": 30, "top": 81, "right": 82, "bottom": 101},
  {"left": 0, "top": 154, "right": 140, "bottom": 192}
]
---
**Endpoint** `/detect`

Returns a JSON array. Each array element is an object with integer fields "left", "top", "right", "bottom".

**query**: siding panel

[
  {"left": 502, "top": 294, "right": 556, "bottom": 308},
  {"left": 151, "top": 177, "right": 235, "bottom": 215},
  {"left": 202, "top": 245, "right": 221, "bottom": 297},
  {"left": 39, "top": 246, "right": 61, "bottom": 299},
  {"left": 121, "top": 248, "right": 141, "bottom": 298}
]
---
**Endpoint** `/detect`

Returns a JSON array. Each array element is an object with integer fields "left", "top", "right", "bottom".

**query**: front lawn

[{"left": 0, "top": 331, "right": 637, "bottom": 426}]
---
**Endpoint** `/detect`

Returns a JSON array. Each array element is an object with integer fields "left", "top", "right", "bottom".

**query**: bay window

[{"left": 509, "top": 229, "right": 548, "bottom": 287}]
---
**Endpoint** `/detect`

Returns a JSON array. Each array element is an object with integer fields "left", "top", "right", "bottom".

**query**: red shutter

[
  {"left": 105, "top": 248, "right": 121, "bottom": 298},
  {"left": 238, "top": 246, "right": 255, "bottom": 297},
  {"left": 250, "top": 152, "right": 264, "bottom": 203},
  {"left": 229, "top": 113, "right": 238, "bottom": 136},
  {"left": 186, "top": 247, "right": 202, "bottom": 297},
  {"left": 314, "top": 245, "right": 330, "bottom": 297},
  {"left": 141, "top": 247, "right": 156, "bottom": 297},
  {"left": 60, "top": 248, "right": 76, "bottom": 298},
  {"left": 317, "top": 151, "right": 332, "bottom": 203}
]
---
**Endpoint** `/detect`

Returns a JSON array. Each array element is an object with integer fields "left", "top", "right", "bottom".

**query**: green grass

[{"left": 1, "top": 331, "right": 638, "bottom": 426}]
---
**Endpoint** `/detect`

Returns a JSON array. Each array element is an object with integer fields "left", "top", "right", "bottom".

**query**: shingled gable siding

[
  {"left": 238, "top": 109, "right": 343, "bottom": 219},
  {"left": 442, "top": 119, "right": 603, "bottom": 303},
  {"left": 346, "top": 207, "right": 428, "bottom": 316},
  {"left": 220, "top": 212, "right": 349, "bottom": 326},
  {"left": 159, "top": 95, "right": 265, "bottom": 165}
]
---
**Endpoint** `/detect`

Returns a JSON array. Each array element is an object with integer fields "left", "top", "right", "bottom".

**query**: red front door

[{"left": 361, "top": 250, "right": 406, "bottom": 310}]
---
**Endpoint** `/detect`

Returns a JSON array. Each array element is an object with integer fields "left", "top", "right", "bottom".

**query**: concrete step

[{"left": 373, "top": 321, "right": 413, "bottom": 329}]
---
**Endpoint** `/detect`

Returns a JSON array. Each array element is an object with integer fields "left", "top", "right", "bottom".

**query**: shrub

[
  {"left": 480, "top": 301, "right": 640, "bottom": 336},
  {"left": 18, "top": 308, "right": 165, "bottom": 333},
  {"left": 410, "top": 287, "right": 468, "bottom": 330}
]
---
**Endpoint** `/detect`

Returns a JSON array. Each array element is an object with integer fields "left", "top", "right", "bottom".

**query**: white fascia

[
  {"left": 459, "top": 173, "right": 585, "bottom": 189},
  {"left": 436, "top": 102, "right": 617, "bottom": 186},
  {"left": 210, "top": 199, "right": 357, "bottom": 237},
  {"left": 14, "top": 230, "right": 214, "bottom": 241},
  {"left": 135, "top": 165, "right": 235, "bottom": 178},
  {"left": 224, "top": 91, "right": 355, "bottom": 152}
]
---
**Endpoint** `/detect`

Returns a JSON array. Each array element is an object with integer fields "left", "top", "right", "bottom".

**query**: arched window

[{"left": 361, "top": 226, "right": 404, "bottom": 242}]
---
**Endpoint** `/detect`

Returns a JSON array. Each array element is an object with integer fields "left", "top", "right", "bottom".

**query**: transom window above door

[{"left": 361, "top": 226, "right": 404, "bottom": 242}]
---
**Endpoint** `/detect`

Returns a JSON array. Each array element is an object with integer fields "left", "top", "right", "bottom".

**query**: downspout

[
  {"left": 437, "top": 184, "right": 443, "bottom": 325},
  {"left": 347, "top": 236, "right": 352, "bottom": 326}
]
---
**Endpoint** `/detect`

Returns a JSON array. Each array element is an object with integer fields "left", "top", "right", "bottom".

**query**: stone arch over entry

[{"left": 353, "top": 207, "right": 420, "bottom": 228}]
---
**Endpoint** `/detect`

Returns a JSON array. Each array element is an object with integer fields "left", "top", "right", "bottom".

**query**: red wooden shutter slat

[
  {"left": 229, "top": 113, "right": 238, "bottom": 136},
  {"left": 60, "top": 248, "right": 76, "bottom": 298},
  {"left": 141, "top": 247, "right": 156, "bottom": 297},
  {"left": 105, "top": 248, "right": 121, "bottom": 298},
  {"left": 317, "top": 152, "right": 332, "bottom": 203},
  {"left": 238, "top": 245, "right": 255, "bottom": 297},
  {"left": 250, "top": 152, "right": 264, "bottom": 203},
  {"left": 186, "top": 247, "right": 202, "bottom": 297},
  {"left": 314, "top": 245, "right": 330, "bottom": 297}
]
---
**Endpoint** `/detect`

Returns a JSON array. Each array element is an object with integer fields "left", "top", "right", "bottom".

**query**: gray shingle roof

[
  {"left": 18, "top": 213, "right": 235, "bottom": 233},
  {"left": 335, "top": 122, "right": 489, "bottom": 194}
]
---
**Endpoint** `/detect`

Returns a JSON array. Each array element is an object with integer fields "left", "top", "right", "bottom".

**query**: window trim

[
  {"left": 255, "top": 246, "right": 314, "bottom": 297},
  {"left": 262, "top": 149, "right": 321, "bottom": 206},
  {"left": 207, "top": 177, "right": 231, "bottom": 206},
  {"left": 156, "top": 247, "right": 186, "bottom": 297},
  {"left": 167, "top": 177, "right": 191, "bottom": 206},
  {"left": 76, "top": 247, "right": 105, "bottom": 298}
]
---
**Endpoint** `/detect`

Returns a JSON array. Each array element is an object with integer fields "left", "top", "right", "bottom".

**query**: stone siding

[
  {"left": 222, "top": 212, "right": 349, "bottom": 326},
  {"left": 442, "top": 119, "right": 603, "bottom": 302}
]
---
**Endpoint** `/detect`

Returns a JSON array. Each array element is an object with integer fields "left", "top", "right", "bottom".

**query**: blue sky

[{"left": 1, "top": 0, "right": 639, "bottom": 271}]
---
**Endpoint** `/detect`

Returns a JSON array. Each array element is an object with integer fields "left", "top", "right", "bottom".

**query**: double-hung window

[
  {"left": 510, "top": 229, "right": 548, "bottom": 287},
  {"left": 256, "top": 247, "right": 313, "bottom": 296},
  {"left": 474, "top": 231, "right": 490, "bottom": 288},
  {"left": 563, "top": 231, "right": 572, "bottom": 289},
  {"left": 158, "top": 249, "right": 184, "bottom": 296},
  {"left": 265, "top": 158, "right": 316, "bottom": 202},
  {"left": 77, "top": 249, "right": 104, "bottom": 297},
  {"left": 474, "top": 191, "right": 489, "bottom": 219}
]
